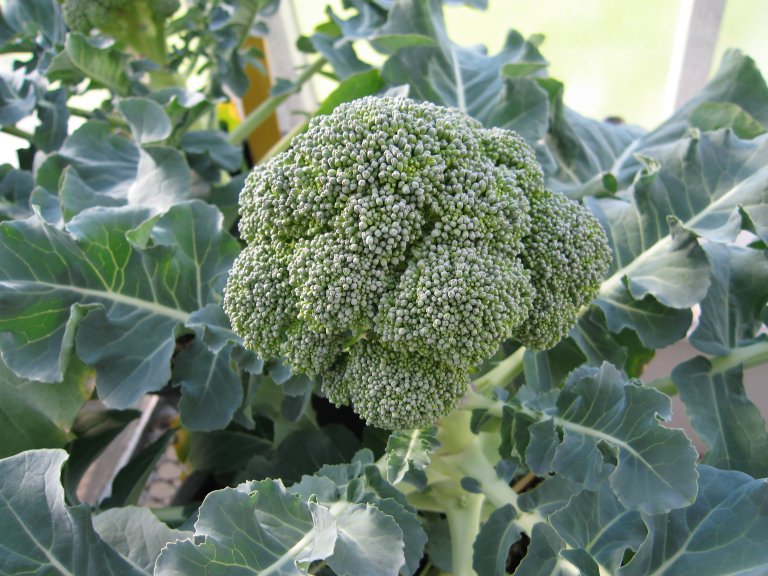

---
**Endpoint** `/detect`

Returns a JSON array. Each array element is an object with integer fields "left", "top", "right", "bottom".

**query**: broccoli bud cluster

[{"left": 225, "top": 96, "right": 611, "bottom": 430}]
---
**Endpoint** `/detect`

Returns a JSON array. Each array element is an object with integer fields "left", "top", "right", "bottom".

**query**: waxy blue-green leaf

[
  {"left": 690, "top": 243, "right": 768, "bottom": 355},
  {"left": 0, "top": 355, "right": 92, "bottom": 458},
  {"left": 93, "top": 507, "right": 191, "bottom": 574},
  {"left": 672, "top": 357, "right": 768, "bottom": 478},
  {"left": 620, "top": 465, "right": 768, "bottom": 576},
  {"left": 65, "top": 33, "right": 132, "bottom": 95},
  {"left": 549, "top": 480, "right": 646, "bottom": 574},
  {"left": 0, "top": 165, "right": 34, "bottom": 221},
  {"left": 0, "top": 201, "right": 239, "bottom": 412},
  {"left": 588, "top": 130, "right": 768, "bottom": 347},
  {"left": 520, "top": 364, "right": 698, "bottom": 514},
  {"left": 0, "top": 69, "right": 36, "bottom": 125},
  {"left": 155, "top": 479, "right": 335, "bottom": 575},
  {"left": 173, "top": 340, "right": 242, "bottom": 431},
  {"left": 472, "top": 504, "right": 521, "bottom": 576},
  {"left": 689, "top": 102, "right": 767, "bottom": 139},
  {"left": 379, "top": 0, "right": 550, "bottom": 142},
  {"left": 290, "top": 452, "right": 424, "bottom": 576},
  {"left": 544, "top": 51, "right": 768, "bottom": 197},
  {"left": 118, "top": 98, "right": 173, "bottom": 145},
  {"left": 512, "top": 523, "right": 570, "bottom": 576},
  {"left": 0, "top": 449, "right": 143, "bottom": 575}
]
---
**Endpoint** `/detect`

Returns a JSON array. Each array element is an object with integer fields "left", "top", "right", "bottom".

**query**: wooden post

[{"left": 664, "top": 0, "right": 728, "bottom": 115}]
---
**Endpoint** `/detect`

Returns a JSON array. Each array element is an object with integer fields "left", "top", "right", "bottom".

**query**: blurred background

[{"left": 292, "top": 0, "right": 768, "bottom": 129}]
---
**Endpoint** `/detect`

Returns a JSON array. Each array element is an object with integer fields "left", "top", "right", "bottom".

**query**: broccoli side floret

[
  {"left": 512, "top": 189, "right": 611, "bottom": 349},
  {"left": 224, "top": 96, "right": 611, "bottom": 430},
  {"left": 60, "top": 0, "right": 180, "bottom": 64}
]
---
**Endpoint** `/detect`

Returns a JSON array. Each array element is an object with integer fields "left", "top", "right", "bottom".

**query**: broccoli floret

[
  {"left": 224, "top": 96, "right": 611, "bottom": 430},
  {"left": 60, "top": 0, "right": 180, "bottom": 64},
  {"left": 345, "top": 342, "right": 468, "bottom": 430},
  {"left": 512, "top": 189, "right": 612, "bottom": 349}
]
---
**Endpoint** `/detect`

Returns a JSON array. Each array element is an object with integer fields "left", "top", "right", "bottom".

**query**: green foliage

[
  {"left": 2, "top": 0, "right": 768, "bottom": 574},
  {"left": 225, "top": 95, "right": 611, "bottom": 429}
]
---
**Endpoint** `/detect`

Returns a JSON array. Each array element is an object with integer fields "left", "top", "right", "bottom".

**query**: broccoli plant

[
  {"left": 2, "top": 1, "right": 768, "bottom": 575},
  {"left": 224, "top": 96, "right": 611, "bottom": 429}
]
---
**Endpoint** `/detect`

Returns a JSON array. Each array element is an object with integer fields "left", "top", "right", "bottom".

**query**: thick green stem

[
  {"left": 473, "top": 347, "right": 526, "bottom": 395},
  {"left": 228, "top": 58, "right": 327, "bottom": 147},
  {"left": 444, "top": 493, "right": 484, "bottom": 576},
  {"left": 649, "top": 339, "right": 768, "bottom": 396}
]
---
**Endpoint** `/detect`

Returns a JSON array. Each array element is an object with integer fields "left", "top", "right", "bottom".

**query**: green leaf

[
  {"left": 173, "top": 340, "right": 243, "bottom": 431},
  {"left": 290, "top": 453, "right": 425, "bottom": 576},
  {"left": 0, "top": 201, "right": 240, "bottom": 413},
  {"left": 689, "top": 102, "right": 767, "bottom": 139},
  {"left": 379, "top": 1, "right": 550, "bottom": 141},
  {"left": 512, "top": 523, "right": 569, "bottom": 576},
  {"left": 128, "top": 147, "right": 192, "bottom": 211},
  {"left": 621, "top": 465, "right": 768, "bottom": 576},
  {"left": 155, "top": 479, "right": 338, "bottom": 575},
  {"left": 613, "top": 50, "right": 768, "bottom": 184},
  {"left": 0, "top": 165, "right": 34, "bottom": 221},
  {"left": 2, "top": 0, "right": 66, "bottom": 47},
  {"left": 0, "top": 355, "right": 92, "bottom": 458},
  {"left": 0, "top": 449, "right": 143, "bottom": 575},
  {"left": 53, "top": 121, "right": 139, "bottom": 204},
  {"left": 549, "top": 480, "right": 646, "bottom": 574},
  {"left": 690, "top": 243, "right": 768, "bottom": 355},
  {"left": 385, "top": 427, "right": 439, "bottom": 487},
  {"left": 93, "top": 506, "right": 191, "bottom": 573},
  {"left": 0, "top": 69, "right": 36, "bottom": 125},
  {"left": 590, "top": 130, "right": 768, "bottom": 347},
  {"left": 243, "top": 425, "right": 361, "bottom": 486},
  {"left": 33, "top": 88, "right": 70, "bottom": 152},
  {"left": 315, "top": 69, "right": 385, "bottom": 117},
  {"left": 118, "top": 98, "right": 173, "bottom": 144},
  {"left": 472, "top": 504, "right": 521, "bottom": 576},
  {"left": 672, "top": 357, "right": 768, "bottom": 478},
  {"left": 519, "top": 363, "right": 698, "bottom": 514},
  {"left": 65, "top": 33, "right": 131, "bottom": 95}
]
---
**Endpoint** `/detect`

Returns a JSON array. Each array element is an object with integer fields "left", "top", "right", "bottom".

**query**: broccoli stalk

[
  {"left": 61, "top": 0, "right": 180, "bottom": 66},
  {"left": 224, "top": 96, "right": 612, "bottom": 431}
]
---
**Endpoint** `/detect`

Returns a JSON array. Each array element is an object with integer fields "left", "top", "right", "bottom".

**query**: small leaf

[
  {"left": 155, "top": 480, "right": 337, "bottom": 575},
  {"left": 549, "top": 480, "right": 646, "bottom": 573},
  {"left": 386, "top": 427, "right": 439, "bottom": 487},
  {"left": 473, "top": 504, "right": 522, "bottom": 576},
  {"left": 118, "top": 98, "right": 173, "bottom": 144},
  {"left": 65, "top": 33, "right": 131, "bottom": 94},
  {"left": 689, "top": 102, "right": 766, "bottom": 138}
]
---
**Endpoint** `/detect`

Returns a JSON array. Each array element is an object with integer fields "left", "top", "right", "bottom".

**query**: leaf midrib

[{"left": 1, "top": 280, "right": 190, "bottom": 322}]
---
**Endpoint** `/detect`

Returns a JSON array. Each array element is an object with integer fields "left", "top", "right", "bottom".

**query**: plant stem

[
  {"left": 228, "top": 57, "right": 327, "bottom": 147},
  {"left": 444, "top": 493, "right": 484, "bottom": 576},
  {"left": 1, "top": 125, "right": 34, "bottom": 142},
  {"left": 648, "top": 339, "right": 768, "bottom": 396},
  {"left": 511, "top": 472, "right": 536, "bottom": 493},
  {"left": 473, "top": 347, "right": 526, "bottom": 395}
]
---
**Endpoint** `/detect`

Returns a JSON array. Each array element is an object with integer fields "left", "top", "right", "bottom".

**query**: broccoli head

[
  {"left": 224, "top": 96, "right": 611, "bottom": 430},
  {"left": 60, "top": 0, "right": 180, "bottom": 64}
]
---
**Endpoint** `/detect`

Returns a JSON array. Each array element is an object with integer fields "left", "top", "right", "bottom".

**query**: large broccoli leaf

[{"left": 0, "top": 200, "right": 245, "bottom": 429}]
